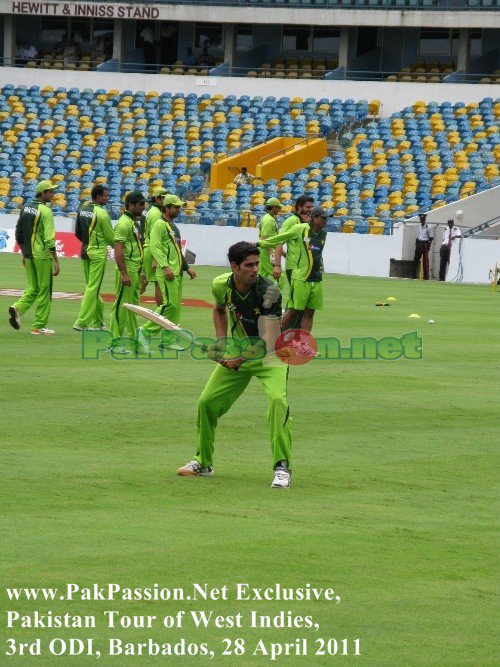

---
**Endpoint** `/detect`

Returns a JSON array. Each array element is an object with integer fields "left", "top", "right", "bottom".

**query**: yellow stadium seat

[
  {"left": 368, "top": 100, "right": 381, "bottom": 116},
  {"left": 342, "top": 219, "right": 356, "bottom": 233}
]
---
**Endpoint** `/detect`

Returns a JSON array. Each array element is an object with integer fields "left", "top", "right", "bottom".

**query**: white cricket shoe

[
  {"left": 160, "top": 341, "right": 186, "bottom": 351},
  {"left": 107, "top": 345, "right": 131, "bottom": 356},
  {"left": 271, "top": 462, "right": 292, "bottom": 488},
  {"left": 31, "top": 327, "right": 54, "bottom": 335},
  {"left": 136, "top": 327, "right": 150, "bottom": 353},
  {"left": 177, "top": 460, "right": 214, "bottom": 477}
]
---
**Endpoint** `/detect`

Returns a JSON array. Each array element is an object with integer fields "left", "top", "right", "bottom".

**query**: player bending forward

[{"left": 177, "top": 241, "right": 293, "bottom": 488}]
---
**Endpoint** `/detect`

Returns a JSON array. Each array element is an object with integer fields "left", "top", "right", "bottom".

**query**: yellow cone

[
  {"left": 408, "top": 313, "right": 420, "bottom": 319},
  {"left": 387, "top": 296, "right": 397, "bottom": 301}
]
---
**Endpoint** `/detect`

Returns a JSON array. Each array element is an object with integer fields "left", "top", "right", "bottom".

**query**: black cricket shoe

[{"left": 8, "top": 306, "right": 20, "bottom": 330}]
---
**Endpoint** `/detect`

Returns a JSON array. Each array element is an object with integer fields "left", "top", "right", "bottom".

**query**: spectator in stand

[
  {"left": 54, "top": 34, "right": 66, "bottom": 56},
  {"left": 15, "top": 42, "right": 33, "bottom": 65},
  {"left": 15, "top": 42, "right": 26, "bottom": 64},
  {"left": 91, "top": 37, "right": 105, "bottom": 62},
  {"left": 198, "top": 42, "right": 213, "bottom": 67},
  {"left": 26, "top": 43, "right": 38, "bottom": 61},
  {"left": 62, "top": 38, "right": 79, "bottom": 66},
  {"left": 233, "top": 166, "right": 255, "bottom": 186},
  {"left": 183, "top": 47, "right": 196, "bottom": 68},
  {"left": 140, "top": 24, "right": 156, "bottom": 68}
]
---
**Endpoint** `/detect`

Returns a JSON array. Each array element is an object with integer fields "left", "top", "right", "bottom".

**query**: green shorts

[{"left": 290, "top": 279, "right": 323, "bottom": 311}]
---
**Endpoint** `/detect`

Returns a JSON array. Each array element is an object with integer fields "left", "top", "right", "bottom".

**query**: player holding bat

[
  {"left": 176, "top": 241, "right": 293, "bottom": 489},
  {"left": 137, "top": 194, "right": 197, "bottom": 350}
]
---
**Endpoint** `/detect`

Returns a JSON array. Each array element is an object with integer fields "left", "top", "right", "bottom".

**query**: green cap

[
  {"left": 36, "top": 180, "right": 57, "bottom": 195},
  {"left": 151, "top": 186, "right": 168, "bottom": 199},
  {"left": 266, "top": 197, "right": 282, "bottom": 208},
  {"left": 163, "top": 194, "right": 185, "bottom": 207}
]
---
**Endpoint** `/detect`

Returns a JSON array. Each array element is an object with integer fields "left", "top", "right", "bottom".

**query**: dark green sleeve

[
  {"left": 75, "top": 215, "right": 84, "bottom": 241},
  {"left": 41, "top": 207, "right": 56, "bottom": 253},
  {"left": 15, "top": 212, "right": 24, "bottom": 246}
]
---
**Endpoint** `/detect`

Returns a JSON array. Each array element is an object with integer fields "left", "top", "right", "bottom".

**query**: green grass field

[{"left": 0, "top": 253, "right": 497, "bottom": 666}]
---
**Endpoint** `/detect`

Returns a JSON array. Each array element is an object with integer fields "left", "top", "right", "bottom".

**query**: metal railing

[
  {"left": 0, "top": 56, "right": 102, "bottom": 70},
  {"left": 217, "top": 66, "right": 498, "bottom": 83},
  {"left": 463, "top": 214, "right": 500, "bottom": 237},
  {"left": 257, "top": 137, "right": 321, "bottom": 165},
  {"left": 1, "top": 58, "right": 497, "bottom": 82}
]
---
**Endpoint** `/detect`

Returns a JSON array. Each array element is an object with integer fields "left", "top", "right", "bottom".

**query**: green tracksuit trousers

[
  {"left": 142, "top": 247, "right": 157, "bottom": 283},
  {"left": 73, "top": 257, "right": 106, "bottom": 329},
  {"left": 195, "top": 360, "right": 292, "bottom": 470},
  {"left": 142, "top": 273, "right": 183, "bottom": 345},
  {"left": 12, "top": 258, "right": 53, "bottom": 329},
  {"left": 108, "top": 263, "right": 141, "bottom": 347}
]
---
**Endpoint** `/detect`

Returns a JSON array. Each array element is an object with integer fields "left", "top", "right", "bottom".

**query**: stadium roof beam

[{"left": 2, "top": 1, "right": 492, "bottom": 30}]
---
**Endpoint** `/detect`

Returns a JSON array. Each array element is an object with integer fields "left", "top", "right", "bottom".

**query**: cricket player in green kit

[
  {"left": 259, "top": 206, "right": 328, "bottom": 333},
  {"left": 8, "top": 180, "right": 60, "bottom": 335},
  {"left": 73, "top": 184, "right": 114, "bottom": 331},
  {"left": 275, "top": 194, "right": 314, "bottom": 286},
  {"left": 142, "top": 186, "right": 168, "bottom": 307},
  {"left": 177, "top": 241, "right": 293, "bottom": 489},
  {"left": 258, "top": 197, "right": 286, "bottom": 294},
  {"left": 138, "top": 194, "right": 196, "bottom": 349},
  {"left": 108, "top": 191, "right": 147, "bottom": 353}
]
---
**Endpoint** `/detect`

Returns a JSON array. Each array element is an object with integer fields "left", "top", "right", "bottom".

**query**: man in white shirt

[
  {"left": 412, "top": 213, "right": 433, "bottom": 280},
  {"left": 26, "top": 44, "right": 38, "bottom": 60},
  {"left": 233, "top": 166, "right": 255, "bottom": 186},
  {"left": 439, "top": 218, "right": 462, "bottom": 281},
  {"left": 140, "top": 25, "right": 155, "bottom": 67}
]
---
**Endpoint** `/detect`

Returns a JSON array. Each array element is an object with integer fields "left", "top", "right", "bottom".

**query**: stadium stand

[{"left": 0, "top": 85, "right": 497, "bottom": 233}]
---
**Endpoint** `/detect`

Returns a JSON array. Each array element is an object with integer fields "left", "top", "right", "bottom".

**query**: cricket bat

[
  {"left": 124, "top": 303, "right": 240, "bottom": 369},
  {"left": 123, "top": 303, "right": 206, "bottom": 352}
]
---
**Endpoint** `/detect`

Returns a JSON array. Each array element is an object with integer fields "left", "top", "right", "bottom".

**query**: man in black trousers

[{"left": 412, "top": 213, "right": 433, "bottom": 280}]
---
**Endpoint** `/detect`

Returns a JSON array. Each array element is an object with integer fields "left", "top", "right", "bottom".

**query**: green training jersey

[
  {"left": 259, "top": 222, "right": 327, "bottom": 282},
  {"left": 212, "top": 272, "right": 282, "bottom": 339},
  {"left": 258, "top": 213, "right": 279, "bottom": 276},
  {"left": 75, "top": 202, "right": 114, "bottom": 260},
  {"left": 114, "top": 212, "right": 143, "bottom": 267},
  {"left": 15, "top": 199, "right": 56, "bottom": 260},
  {"left": 143, "top": 204, "right": 163, "bottom": 247},
  {"left": 149, "top": 217, "right": 189, "bottom": 277},
  {"left": 280, "top": 212, "right": 303, "bottom": 270}
]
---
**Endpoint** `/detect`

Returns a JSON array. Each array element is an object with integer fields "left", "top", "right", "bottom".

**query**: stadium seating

[
  {"left": 0, "top": 85, "right": 498, "bottom": 232},
  {"left": 246, "top": 57, "right": 339, "bottom": 79}
]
